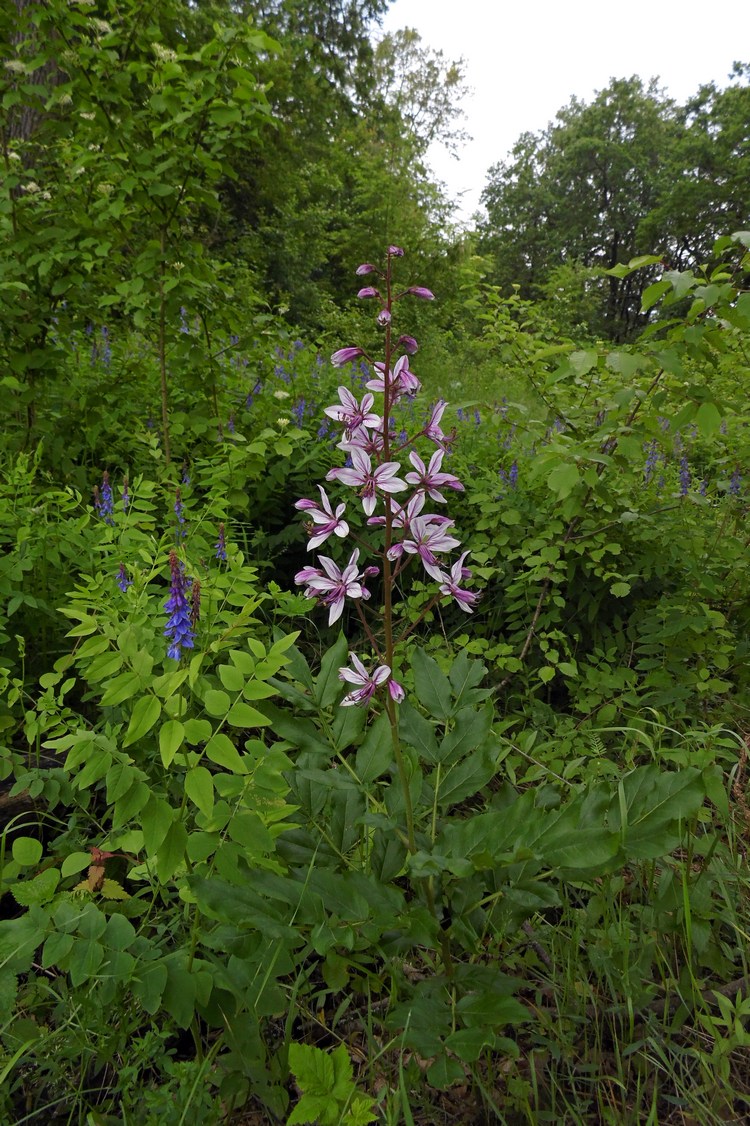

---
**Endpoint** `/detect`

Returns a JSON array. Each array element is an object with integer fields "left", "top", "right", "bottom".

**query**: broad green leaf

[
  {"left": 606, "top": 351, "right": 643, "bottom": 378},
  {"left": 547, "top": 463, "right": 580, "bottom": 499},
  {"left": 640, "top": 278, "right": 672, "bottom": 312},
  {"left": 156, "top": 820, "right": 189, "bottom": 882},
  {"left": 226, "top": 700, "right": 271, "bottom": 727},
  {"left": 355, "top": 713, "right": 393, "bottom": 782},
  {"left": 185, "top": 766, "right": 214, "bottom": 818},
  {"left": 568, "top": 350, "right": 598, "bottom": 376},
  {"left": 695, "top": 401, "right": 722, "bottom": 438},
  {"left": 315, "top": 632, "right": 349, "bottom": 709},
  {"left": 218, "top": 662, "right": 246, "bottom": 692},
  {"left": 205, "top": 733, "right": 247, "bottom": 774},
  {"left": 132, "top": 960, "right": 168, "bottom": 1015},
  {"left": 162, "top": 963, "right": 197, "bottom": 1029},
  {"left": 203, "top": 689, "right": 231, "bottom": 717},
  {"left": 437, "top": 705, "right": 492, "bottom": 765},
  {"left": 412, "top": 647, "right": 452, "bottom": 720},
  {"left": 141, "top": 795, "right": 175, "bottom": 856},
  {"left": 399, "top": 700, "right": 439, "bottom": 764},
  {"left": 106, "top": 762, "right": 136, "bottom": 804},
  {"left": 123, "top": 695, "right": 161, "bottom": 746},
  {"left": 68, "top": 938, "right": 104, "bottom": 986},
  {"left": 99, "top": 671, "right": 142, "bottom": 707},
  {"left": 159, "top": 719, "right": 185, "bottom": 767},
  {"left": 61, "top": 851, "right": 90, "bottom": 878},
  {"left": 12, "top": 837, "right": 42, "bottom": 867}
]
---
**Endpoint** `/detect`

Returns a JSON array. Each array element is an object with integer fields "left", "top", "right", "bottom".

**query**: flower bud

[
  {"left": 356, "top": 263, "right": 378, "bottom": 275},
  {"left": 377, "top": 309, "right": 391, "bottom": 327},
  {"left": 388, "top": 245, "right": 405, "bottom": 257},
  {"left": 331, "top": 347, "right": 364, "bottom": 366},
  {"left": 406, "top": 286, "right": 435, "bottom": 300},
  {"left": 357, "top": 287, "right": 380, "bottom": 299},
  {"left": 398, "top": 334, "right": 419, "bottom": 354}
]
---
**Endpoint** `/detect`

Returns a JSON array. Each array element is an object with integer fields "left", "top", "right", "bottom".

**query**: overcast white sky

[{"left": 380, "top": 0, "right": 750, "bottom": 222}]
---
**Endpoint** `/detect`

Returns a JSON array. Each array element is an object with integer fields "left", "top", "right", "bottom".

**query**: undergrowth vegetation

[{"left": 2, "top": 235, "right": 750, "bottom": 1126}]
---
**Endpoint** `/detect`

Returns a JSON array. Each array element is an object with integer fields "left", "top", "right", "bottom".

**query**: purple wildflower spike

[{"left": 164, "top": 551, "right": 194, "bottom": 660}]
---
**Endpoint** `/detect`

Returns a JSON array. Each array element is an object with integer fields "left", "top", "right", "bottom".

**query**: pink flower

[
  {"left": 398, "top": 334, "right": 419, "bottom": 354},
  {"left": 366, "top": 355, "right": 421, "bottom": 399},
  {"left": 327, "top": 448, "right": 407, "bottom": 516},
  {"left": 295, "top": 486, "right": 349, "bottom": 551},
  {"left": 358, "top": 287, "right": 381, "bottom": 299},
  {"left": 294, "top": 549, "right": 370, "bottom": 625},
  {"left": 438, "top": 551, "right": 479, "bottom": 613},
  {"left": 323, "top": 387, "right": 381, "bottom": 433},
  {"left": 404, "top": 286, "right": 434, "bottom": 300},
  {"left": 405, "top": 449, "right": 464, "bottom": 503},
  {"left": 331, "top": 347, "right": 365, "bottom": 367},
  {"left": 388, "top": 245, "right": 404, "bottom": 257},
  {"left": 377, "top": 309, "right": 391, "bottom": 327},
  {"left": 356, "top": 263, "right": 378, "bottom": 275},
  {"left": 337, "top": 424, "right": 385, "bottom": 457},
  {"left": 389, "top": 515, "right": 461, "bottom": 581},
  {"left": 424, "top": 400, "right": 450, "bottom": 448},
  {"left": 339, "top": 653, "right": 404, "bottom": 707}
]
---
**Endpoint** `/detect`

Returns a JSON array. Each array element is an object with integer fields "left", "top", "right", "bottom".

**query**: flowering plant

[{"left": 294, "top": 246, "right": 479, "bottom": 854}]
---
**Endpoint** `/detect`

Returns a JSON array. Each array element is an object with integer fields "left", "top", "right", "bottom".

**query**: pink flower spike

[
  {"left": 356, "top": 263, "right": 378, "bottom": 275},
  {"left": 295, "top": 485, "right": 349, "bottom": 551},
  {"left": 438, "top": 551, "right": 479, "bottom": 613},
  {"left": 339, "top": 653, "right": 394, "bottom": 707},
  {"left": 331, "top": 347, "right": 365, "bottom": 367},
  {"left": 405, "top": 449, "right": 464, "bottom": 504},
  {"left": 406, "top": 286, "right": 435, "bottom": 300},
  {"left": 358, "top": 287, "right": 381, "bottom": 299}
]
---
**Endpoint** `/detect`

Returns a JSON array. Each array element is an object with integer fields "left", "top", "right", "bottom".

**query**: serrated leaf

[{"left": 11, "top": 867, "right": 60, "bottom": 906}]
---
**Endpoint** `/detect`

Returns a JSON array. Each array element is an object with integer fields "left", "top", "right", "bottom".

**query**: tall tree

[{"left": 478, "top": 77, "right": 680, "bottom": 339}]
